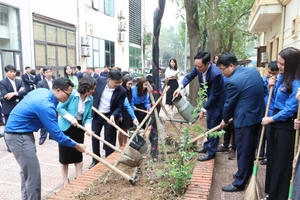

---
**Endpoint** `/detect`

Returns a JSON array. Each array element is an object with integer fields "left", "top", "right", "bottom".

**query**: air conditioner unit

[
  {"left": 81, "top": 36, "right": 91, "bottom": 46},
  {"left": 118, "top": 21, "right": 126, "bottom": 31},
  {"left": 118, "top": 32, "right": 126, "bottom": 42},
  {"left": 81, "top": 47, "right": 91, "bottom": 57},
  {"left": 118, "top": 9, "right": 125, "bottom": 19},
  {"left": 261, "top": 52, "right": 268, "bottom": 63}
]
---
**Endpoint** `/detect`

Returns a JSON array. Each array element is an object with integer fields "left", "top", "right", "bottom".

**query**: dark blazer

[
  {"left": 223, "top": 66, "right": 265, "bottom": 128},
  {"left": 92, "top": 73, "right": 99, "bottom": 79},
  {"left": 92, "top": 76, "right": 126, "bottom": 118},
  {"left": 0, "top": 77, "right": 27, "bottom": 115},
  {"left": 34, "top": 73, "right": 45, "bottom": 85},
  {"left": 22, "top": 73, "right": 35, "bottom": 92},
  {"left": 75, "top": 71, "right": 83, "bottom": 80},
  {"left": 181, "top": 62, "right": 226, "bottom": 111},
  {"left": 37, "top": 79, "right": 51, "bottom": 89}
]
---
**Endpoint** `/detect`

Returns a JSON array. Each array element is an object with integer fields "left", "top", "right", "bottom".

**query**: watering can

[{"left": 172, "top": 95, "right": 197, "bottom": 124}]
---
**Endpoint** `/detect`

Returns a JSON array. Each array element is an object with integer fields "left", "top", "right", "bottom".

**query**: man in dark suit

[
  {"left": 75, "top": 66, "right": 83, "bottom": 80},
  {"left": 100, "top": 65, "right": 109, "bottom": 77},
  {"left": 89, "top": 70, "right": 126, "bottom": 168},
  {"left": 174, "top": 51, "right": 226, "bottom": 161},
  {"left": 0, "top": 64, "right": 27, "bottom": 151},
  {"left": 34, "top": 67, "right": 45, "bottom": 85},
  {"left": 88, "top": 67, "right": 99, "bottom": 79},
  {"left": 36, "top": 67, "right": 54, "bottom": 145},
  {"left": 22, "top": 66, "right": 35, "bottom": 92},
  {"left": 217, "top": 53, "right": 265, "bottom": 192}
]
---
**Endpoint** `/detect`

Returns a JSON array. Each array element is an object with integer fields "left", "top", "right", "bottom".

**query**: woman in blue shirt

[
  {"left": 262, "top": 47, "right": 300, "bottom": 200},
  {"left": 132, "top": 77, "right": 150, "bottom": 128},
  {"left": 57, "top": 76, "right": 96, "bottom": 187},
  {"left": 119, "top": 76, "right": 139, "bottom": 147}
]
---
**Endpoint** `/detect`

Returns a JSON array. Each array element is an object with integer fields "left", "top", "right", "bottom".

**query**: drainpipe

[{"left": 280, "top": 5, "right": 286, "bottom": 50}]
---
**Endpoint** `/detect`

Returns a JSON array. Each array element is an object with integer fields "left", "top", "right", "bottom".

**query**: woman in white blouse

[{"left": 165, "top": 58, "right": 180, "bottom": 112}]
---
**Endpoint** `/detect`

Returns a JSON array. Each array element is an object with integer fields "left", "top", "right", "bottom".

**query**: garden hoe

[
  {"left": 76, "top": 124, "right": 142, "bottom": 168},
  {"left": 244, "top": 86, "right": 274, "bottom": 200}
]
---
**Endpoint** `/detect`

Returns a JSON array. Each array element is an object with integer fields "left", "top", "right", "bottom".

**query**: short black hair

[
  {"left": 268, "top": 61, "right": 278, "bottom": 71},
  {"left": 122, "top": 71, "right": 130, "bottom": 77},
  {"left": 25, "top": 66, "right": 31, "bottom": 70},
  {"left": 43, "top": 67, "right": 52, "bottom": 73},
  {"left": 77, "top": 76, "right": 96, "bottom": 94},
  {"left": 216, "top": 53, "right": 239, "bottom": 67},
  {"left": 16, "top": 70, "right": 21, "bottom": 76},
  {"left": 52, "top": 77, "right": 74, "bottom": 90},
  {"left": 76, "top": 66, "right": 81, "bottom": 71},
  {"left": 194, "top": 51, "right": 211, "bottom": 65},
  {"left": 108, "top": 70, "right": 122, "bottom": 80},
  {"left": 146, "top": 75, "right": 154, "bottom": 84},
  {"left": 4, "top": 64, "right": 16, "bottom": 72}
]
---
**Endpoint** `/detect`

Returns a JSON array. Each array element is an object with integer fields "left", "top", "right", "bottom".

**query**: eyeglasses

[{"left": 61, "top": 89, "right": 71, "bottom": 97}]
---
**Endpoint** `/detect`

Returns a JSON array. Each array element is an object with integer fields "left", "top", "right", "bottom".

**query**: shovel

[
  {"left": 85, "top": 149, "right": 136, "bottom": 184},
  {"left": 77, "top": 124, "right": 142, "bottom": 167},
  {"left": 191, "top": 118, "right": 233, "bottom": 144},
  {"left": 92, "top": 107, "right": 148, "bottom": 155}
]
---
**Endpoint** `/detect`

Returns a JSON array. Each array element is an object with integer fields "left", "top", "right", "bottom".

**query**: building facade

[
  {"left": 0, "top": 0, "right": 144, "bottom": 79},
  {"left": 249, "top": 0, "right": 299, "bottom": 75}
]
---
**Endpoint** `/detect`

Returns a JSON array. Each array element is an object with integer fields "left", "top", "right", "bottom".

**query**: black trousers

[
  {"left": 265, "top": 126, "right": 295, "bottom": 200},
  {"left": 223, "top": 122, "right": 236, "bottom": 150},
  {"left": 232, "top": 123, "right": 260, "bottom": 188},
  {"left": 92, "top": 113, "right": 117, "bottom": 159}
]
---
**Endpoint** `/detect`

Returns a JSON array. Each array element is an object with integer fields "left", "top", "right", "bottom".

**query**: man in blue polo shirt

[{"left": 4, "top": 77, "right": 86, "bottom": 200}]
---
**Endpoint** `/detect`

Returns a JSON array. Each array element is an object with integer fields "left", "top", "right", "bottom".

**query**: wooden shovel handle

[
  {"left": 134, "top": 107, "right": 150, "bottom": 114},
  {"left": 191, "top": 118, "right": 233, "bottom": 143},
  {"left": 85, "top": 149, "right": 134, "bottom": 184},
  {"left": 92, "top": 107, "right": 130, "bottom": 137},
  {"left": 76, "top": 124, "right": 121, "bottom": 153}
]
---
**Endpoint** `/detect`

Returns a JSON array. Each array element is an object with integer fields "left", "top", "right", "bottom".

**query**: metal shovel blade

[{"left": 119, "top": 147, "right": 143, "bottom": 167}]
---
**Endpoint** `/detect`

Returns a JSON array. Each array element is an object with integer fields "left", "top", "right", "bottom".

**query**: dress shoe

[
  {"left": 228, "top": 148, "right": 236, "bottom": 160},
  {"left": 89, "top": 161, "right": 99, "bottom": 169},
  {"left": 0, "top": 133, "right": 4, "bottom": 138},
  {"left": 222, "top": 183, "right": 244, "bottom": 192},
  {"left": 217, "top": 145, "right": 229, "bottom": 152},
  {"left": 195, "top": 148, "right": 206, "bottom": 153},
  {"left": 198, "top": 153, "right": 215, "bottom": 161},
  {"left": 260, "top": 158, "right": 267, "bottom": 165},
  {"left": 39, "top": 138, "right": 46, "bottom": 145}
]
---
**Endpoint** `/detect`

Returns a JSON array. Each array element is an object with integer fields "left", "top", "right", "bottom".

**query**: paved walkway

[
  {"left": 0, "top": 125, "right": 102, "bottom": 200},
  {"left": 210, "top": 151, "right": 267, "bottom": 199}
]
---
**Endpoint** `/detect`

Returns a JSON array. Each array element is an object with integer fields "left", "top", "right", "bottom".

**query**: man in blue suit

[
  {"left": 217, "top": 53, "right": 265, "bottom": 192},
  {"left": 174, "top": 51, "right": 226, "bottom": 161}
]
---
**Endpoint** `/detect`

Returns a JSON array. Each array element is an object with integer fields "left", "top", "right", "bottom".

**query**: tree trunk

[{"left": 184, "top": 0, "right": 201, "bottom": 106}]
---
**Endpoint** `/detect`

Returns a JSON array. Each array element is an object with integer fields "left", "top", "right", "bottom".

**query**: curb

[
  {"left": 48, "top": 151, "right": 120, "bottom": 200},
  {"left": 184, "top": 158, "right": 215, "bottom": 200}
]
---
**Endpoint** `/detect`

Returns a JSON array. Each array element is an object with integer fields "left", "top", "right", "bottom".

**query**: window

[
  {"left": 291, "top": 17, "right": 299, "bottom": 38},
  {"left": 0, "top": 4, "right": 21, "bottom": 50},
  {"left": 105, "top": 40, "right": 115, "bottom": 67},
  {"left": 33, "top": 21, "right": 76, "bottom": 77},
  {"left": 104, "top": 0, "right": 114, "bottom": 16},
  {"left": 129, "top": 46, "right": 141, "bottom": 69},
  {"left": 87, "top": 0, "right": 105, "bottom": 13},
  {"left": 86, "top": 37, "right": 110, "bottom": 68}
]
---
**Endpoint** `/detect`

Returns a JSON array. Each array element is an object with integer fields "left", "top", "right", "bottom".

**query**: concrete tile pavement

[{"left": 0, "top": 126, "right": 105, "bottom": 200}]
